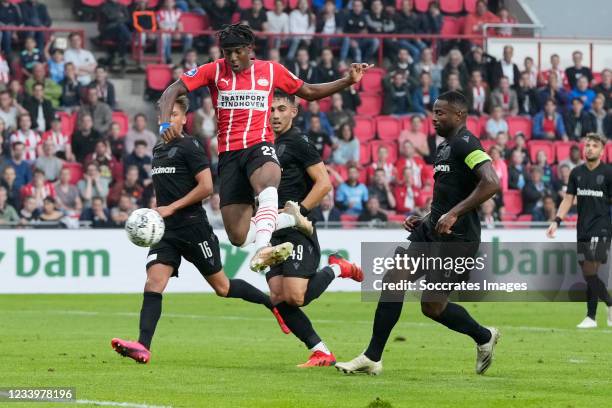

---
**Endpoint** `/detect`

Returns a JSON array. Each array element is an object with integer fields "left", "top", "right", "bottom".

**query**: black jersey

[
  {"left": 567, "top": 163, "right": 612, "bottom": 239},
  {"left": 151, "top": 135, "right": 210, "bottom": 229},
  {"left": 429, "top": 126, "right": 491, "bottom": 242},
  {"left": 275, "top": 127, "right": 322, "bottom": 208}
]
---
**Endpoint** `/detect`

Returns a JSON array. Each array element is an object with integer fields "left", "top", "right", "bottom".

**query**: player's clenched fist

[
  {"left": 403, "top": 215, "right": 423, "bottom": 232},
  {"left": 159, "top": 122, "right": 181, "bottom": 143},
  {"left": 435, "top": 211, "right": 458, "bottom": 235}
]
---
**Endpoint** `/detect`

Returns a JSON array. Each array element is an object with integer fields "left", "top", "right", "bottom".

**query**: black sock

[
  {"left": 585, "top": 275, "right": 612, "bottom": 307},
  {"left": 364, "top": 301, "right": 404, "bottom": 362},
  {"left": 276, "top": 302, "right": 321, "bottom": 349},
  {"left": 432, "top": 303, "right": 491, "bottom": 345},
  {"left": 302, "top": 266, "right": 335, "bottom": 306},
  {"left": 227, "top": 279, "right": 273, "bottom": 309},
  {"left": 138, "top": 291, "right": 162, "bottom": 350},
  {"left": 587, "top": 284, "right": 598, "bottom": 319}
]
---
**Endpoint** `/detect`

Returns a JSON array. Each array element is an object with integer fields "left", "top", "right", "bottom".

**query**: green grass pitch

[{"left": 1, "top": 293, "right": 611, "bottom": 408}]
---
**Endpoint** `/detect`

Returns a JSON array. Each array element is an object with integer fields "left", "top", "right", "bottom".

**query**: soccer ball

[{"left": 125, "top": 208, "right": 165, "bottom": 247}]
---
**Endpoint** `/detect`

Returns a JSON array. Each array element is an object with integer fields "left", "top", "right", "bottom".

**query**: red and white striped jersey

[
  {"left": 181, "top": 59, "right": 304, "bottom": 153},
  {"left": 11, "top": 130, "right": 41, "bottom": 161},
  {"left": 157, "top": 9, "right": 182, "bottom": 31},
  {"left": 42, "top": 130, "right": 70, "bottom": 152}
]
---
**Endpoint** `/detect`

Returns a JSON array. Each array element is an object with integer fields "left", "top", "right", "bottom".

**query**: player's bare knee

[
  {"left": 144, "top": 277, "right": 167, "bottom": 293},
  {"left": 211, "top": 279, "right": 230, "bottom": 297}
]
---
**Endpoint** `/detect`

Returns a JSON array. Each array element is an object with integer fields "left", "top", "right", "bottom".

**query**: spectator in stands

[
  {"left": 157, "top": 0, "right": 193, "bottom": 64},
  {"left": 110, "top": 193, "right": 135, "bottom": 227},
  {"left": 19, "top": 196, "right": 40, "bottom": 223},
  {"left": 535, "top": 150, "right": 554, "bottom": 186},
  {"left": 398, "top": 116, "right": 428, "bottom": 157},
  {"left": 331, "top": 123, "right": 359, "bottom": 165},
  {"left": 442, "top": 50, "right": 469, "bottom": 91},
  {"left": 485, "top": 106, "right": 508, "bottom": 139},
  {"left": 24, "top": 63, "right": 62, "bottom": 108},
  {"left": 532, "top": 194, "right": 556, "bottom": 222},
  {"left": 310, "top": 193, "right": 341, "bottom": 224},
  {"left": 517, "top": 71, "right": 538, "bottom": 116},
  {"left": 564, "top": 98, "right": 596, "bottom": 141},
  {"left": 395, "top": 140, "right": 423, "bottom": 189},
  {"left": 382, "top": 71, "right": 413, "bottom": 115},
  {"left": 412, "top": 71, "right": 438, "bottom": 115},
  {"left": 109, "top": 164, "right": 143, "bottom": 208},
  {"left": 368, "top": 145, "right": 396, "bottom": 183},
  {"left": 203, "top": 0, "right": 236, "bottom": 31},
  {"left": 463, "top": 0, "right": 498, "bottom": 46},
  {"left": 19, "top": 0, "right": 51, "bottom": 51},
  {"left": 465, "top": 46, "right": 489, "bottom": 78},
  {"left": 8, "top": 79, "right": 25, "bottom": 106},
  {"left": 594, "top": 69, "right": 611, "bottom": 109},
  {"left": 24, "top": 83, "right": 54, "bottom": 132},
  {"left": 341, "top": 85, "right": 362, "bottom": 113},
  {"left": 495, "top": 7, "right": 515, "bottom": 37},
  {"left": 35, "top": 139, "right": 62, "bottom": 182},
  {"left": 64, "top": 33, "right": 97, "bottom": 86},
  {"left": 181, "top": 49, "right": 198, "bottom": 72},
  {"left": 590, "top": 95, "right": 612, "bottom": 138},
  {"left": 39, "top": 196, "right": 64, "bottom": 222},
  {"left": 22, "top": 168, "right": 55, "bottom": 208},
  {"left": 522, "top": 165, "right": 554, "bottom": 215},
  {"left": 569, "top": 76, "right": 596, "bottom": 112},
  {"left": 0, "top": 52, "right": 9, "bottom": 87},
  {"left": 442, "top": 72, "right": 462, "bottom": 94},
  {"left": 414, "top": 48, "right": 442, "bottom": 90},
  {"left": 367, "top": 167, "right": 395, "bottom": 211},
  {"left": 0, "top": 0, "right": 21, "bottom": 58},
  {"left": 124, "top": 140, "right": 152, "bottom": 185},
  {"left": 125, "top": 113, "right": 157, "bottom": 156},
  {"left": 240, "top": 0, "right": 268, "bottom": 55},
  {"left": 533, "top": 99, "right": 567, "bottom": 141},
  {"left": 537, "top": 71, "right": 567, "bottom": 112},
  {"left": 394, "top": 0, "right": 425, "bottom": 62},
  {"left": 466, "top": 69, "right": 491, "bottom": 116},
  {"left": 307, "top": 116, "right": 333, "bottom": 158},
  {"left": 302, "top": 100, "right": 333, "bottom": 136},
  {"left": 358, "top": 196, "right": 387, "bottom": 225},
  {"left": 7, "top": 142, "right": 31, "bottom": 189},
  {"left": 1, "top": 165, "right": 20, "bottom": 208},
  {"left": 78, "top": 163, "right": 109, "bottom": 208},
  {"left": 42, "top": 118, "right": 72, "bottom": 161},
  {"left": 72, "top": 114, "right": 102, "bottom": 163},
  {"left": 54, "top": 167, "right": 82, "bottom": 217},
  {"left": 389, "top": 49, "right": 417, "bottom": 87},
  {"left": 340, "top": 0, "right": 372, "bottom": 63},
  {"left": 479, "top": 198, "right": 498, "bottom": 229},
  {"left": 317, "top": 47, "right": 339, "bottom": 84},
  {"left": 0, "top": 184, "right": 17, "bottom": 223},
  {"left": 554, "top": 164, "right": 572, "bottom": 206},
  {"left": 365, "top": 0, "right": 395, "bottom": 60},
  {"left": 108, "top": 122, "right": 125, "bottom": 161},
  {"left": 327, "top": 93, "right": 354, "bottom": 132},
  {"left": 336, "top": 165, "right": 367, "bottom": 215},
  {"left": 59, "top": 63, "right": 81, "bottom": 109},
  {"left": 44, "top": 37, "right": 65, "bottom": 84},
  {"left": 394, "top": 166, "right": 421, "bottom": 215},
  {"left": 538, "top": 53, "right": 567, "bottom": 88},
  {"left": 489, "top": 145, "right": 508, "bottom": 192},
  {"left": 79, "top": 196, "right": 112, "bottom": 228},
  {"left": 20, "top": 37, "right": 44, "bottom": 77},
  {"left": 87, "top": 140, "right": 118, "bottom": 183},
  {"left": 287, "top": 0, "right": 316, "bottom": 60},
  {"left": 565, "top": 50, "right": 593, "bottom": 90},
  {"left": 522, "top": 56, "right": 537, "bottom": 89},
  {"left": 266, "top": 0, "right": 290, "bottom": 49},
  {"left": 491, "top": 76, "right": 518, "bottom": 116},
  {"left": 92, "top": 67, "right": 117, "bottom": 109},
  {"left": 495, "top": 131, "right": 510, "bottom": 158},
  {"left": 10, "top": 113, "right": 40, "bottom": 162},
  {"left": 508, "top": 148, "right": 527, "bottom": 190},
  {"left": 193, "top": 97, "right": 216, "bottom": 141},
  {"left": 289, "top": 47, "right": 319, "bottom": 83},
  {"left": 490, "top": 45, "right": 520, "bottom": 89},
  {"left": 559, "top": 145, "right": 583, "bottom": 172},
  {"left": 78, "top": 86, "right": 113, "bottom": 136},
  {"left": 0, "top": 90, "right": 23, "bottom": 132},
  {"left": 315, "top": 1, "right": 343, "bottom": 53},
  {"left": 421, "top": 1, "right": 442, "bottom": 36}
]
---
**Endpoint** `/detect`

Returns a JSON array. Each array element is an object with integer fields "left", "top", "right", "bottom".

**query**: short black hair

[
  {"left": 216, "top": 23, "right": 255, "bottom": 48},
  {"left": 273, "top": 90, "right": 295, "bottom": 105},
  {"left": 134, "top": 140, "right": 148, "bottom": 147},
  {"left": 437, "top": 90, "right": 468, "bottom": 113}
]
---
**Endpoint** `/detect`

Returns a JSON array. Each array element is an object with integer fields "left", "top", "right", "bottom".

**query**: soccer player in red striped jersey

[{"left": 158, "top": 24, "right": 371, "bottom": 272}]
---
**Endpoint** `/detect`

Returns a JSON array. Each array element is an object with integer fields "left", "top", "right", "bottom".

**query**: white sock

[
  {"left": 310, "top": 341, "right": 331, "bottom": 355},
  {"left": 254, "top": 186, "right": 278, "bottom": 251},
  {"left": 330, "top": 264, "right": 341, "bottom": 278},
  {"left": 276, "top": 212, "right": 295, "bottom": 230},
  {"left": 240, "top": 219, "right": 257, "bottom": 248}
]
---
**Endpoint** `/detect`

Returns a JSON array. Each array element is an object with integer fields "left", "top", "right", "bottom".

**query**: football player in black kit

[
  {"left": 547, "top": 133, "right": 612, "bottom": 329},
  {"left": 262, "top": 91, "right": 364, "bottom": 367},
  {"left": 111, "top": 96, "right": 288, "bottom": 364},
  {"left": 336, "top": 91, "right": 501, "bottom": 376}
]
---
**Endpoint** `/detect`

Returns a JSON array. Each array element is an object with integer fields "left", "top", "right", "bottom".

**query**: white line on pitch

[{"left": 75, "top": 399, "right": 171, "bottom": 408}]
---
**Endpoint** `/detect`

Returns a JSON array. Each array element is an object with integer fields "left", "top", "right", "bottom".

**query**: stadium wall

[{"left": 0, "top": 229, "right": 576, "bottom": 294}]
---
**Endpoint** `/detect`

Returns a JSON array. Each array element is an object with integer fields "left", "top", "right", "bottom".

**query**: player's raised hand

[
  {"left": 347, "top": 63, "right": 374, "bottom": 84},
  {"left": 403, "top": 215, "right": 422, "bottom": 232},
  {"left": 546, "top": 222, "right": 557, "bottom": 239},
  {"left": 435, "top": 211, "right": 457, "bottom": 235}
]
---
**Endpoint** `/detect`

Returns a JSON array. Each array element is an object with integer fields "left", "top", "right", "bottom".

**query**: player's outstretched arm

[
  {"left": 156, "top": 169, "right": 213, "bottom": 218},
  {"left": 546, "top": 193, "right": 574, "bottom": 238},
  {"left": 301, "top": 162, "right": 333, "bottom": 211},
  {"left": 158, "top": 80, "right": 189, "bottom": 142},
  {"left": 296, "top": 63, "right": 374, "bottom": 101},
  {"left": 436, "top": 161, "right": 500, "bottom": 234}
]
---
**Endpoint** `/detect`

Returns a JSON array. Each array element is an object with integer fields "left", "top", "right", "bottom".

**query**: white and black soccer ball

[{"left": 125, "top": 208, "right": 165, "bottom": 247}]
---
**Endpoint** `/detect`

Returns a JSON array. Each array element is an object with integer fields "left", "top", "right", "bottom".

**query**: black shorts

[
  {"left": 577, "top": 236, "right": 610, "bottom": 264},
  {"left": 217, "top": 141, "right": 280, "bottom": 207},
  {"left": 146, "top": 222, "right": 222, "bottom": 277},
  {"left": 266, "top": 228, "right": 321, "bottom": 280}
]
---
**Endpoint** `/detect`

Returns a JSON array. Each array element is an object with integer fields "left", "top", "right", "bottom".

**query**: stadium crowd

[{"left": 0, "top": 0, "right": 610, "bottom": 228}]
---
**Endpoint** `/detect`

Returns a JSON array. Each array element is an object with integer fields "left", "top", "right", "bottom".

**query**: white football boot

[
  {"left": 476, "top": 327, "right": 500, "bottom": 375},
  {"left": 335, "top": 354, "right": 383, "bottom": 376}
]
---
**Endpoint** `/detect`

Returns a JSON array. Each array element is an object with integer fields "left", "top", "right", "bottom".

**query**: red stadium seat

[
  {"left": 340, "top": 214, "right": 358, "bottom": 229},
  {"left": 371, "top": 141, "right": 398, "bottom": 163},
  {"left": 440, "top": 0, "right": 463, "bottom": 14},
  {"left": 501, "top": 213, "right": 516, "bottom": 222},
  {"left": 353, "top": 116, "right": 375, "bottom": 142},
  {"left": 112, "top": 111, "right": 130, "bottom": 137},
  {"left": 593, "top": 72, "right": 602, "bottom": 84},
  {"left": 117, "top": 0, "right": 132, "bottom": 5},
  {"left": 466, "top": 116, "right": 480, "bottom": 137},
  {"left": 238, "top": 0, "right": 253, "bottom": 8},
  {"left": 606, "top": 143, "right": 612, "bottom": 163},
  {"left": 356, "top": 93, "right": 382, "bottom": 116},
  {"left": 181, "top": 13, "right": 208, "bottom": 32},
  {"left": 376, "top": 116, "right": 402, "bottom": 141},
  {"left": 358, "top": 167, "right": 368, "bottom": 184},
  {"left": 480, "top": 139, "right": 496, "bottom": 152},
  {"left": 146, "top": 64, "right": 173, "bottom": 91},
  {"left": 263, "top": 0, "right": 285, "bottom": 8},
  {"left": 503, "top": 190, "right": 523, "bottom": 215},
  {"left": 388, "top": 213, "right": 407, "bottom": 223},
  {"left": 463, "top": 0, "right": 478, "bottom": 12},
  {"left": 148, "top": 0, "right": 159, "bottom": 7},
  {"left": 82, "top": 0, "right": 105, "bottom": 6},
  {"left": 318, "top": 97, "right": 332, "bottom": 113},
  {"left": 555, "top": 142, "right": 578, "bottom": 163},
  {"left": 413, "top": 0, "right": 432, "bottom": 12},
  {"left": 56, "top": 111, "right": 76, "bottom": 137},
  {"left": 359, "top": 143, "right": 371, "bottom": 166},
  {"left": 360, "top": 68, "right": 385, "bottom": 93},
  {"left": 507, "top": 116, "right": 532, "bottom": 138},
  {"left": 528, "top": 140, "right": 554, "bottom": 164},
  {"left": 517, "top": 214, "right": 533, "bottom": 221},
  {"left": 63, "top": 162, "right": 83, "bottom": 185},
  {"left": 440, "top": 17, "right": 464, "bottom": 36}
]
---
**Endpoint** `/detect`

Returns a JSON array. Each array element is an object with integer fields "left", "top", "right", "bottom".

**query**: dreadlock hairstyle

[{"left": 216, "top": 23, "right": 255, "bottom": 48}]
